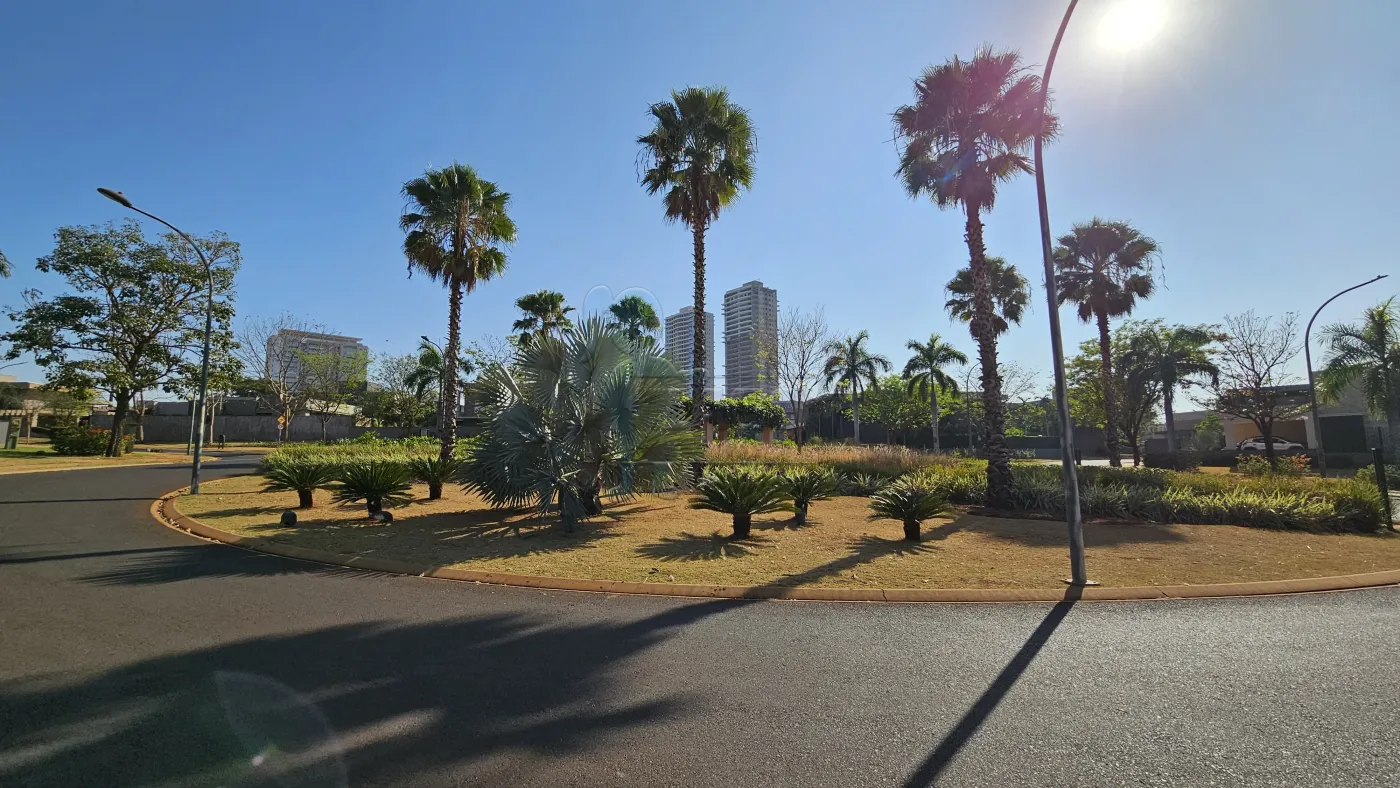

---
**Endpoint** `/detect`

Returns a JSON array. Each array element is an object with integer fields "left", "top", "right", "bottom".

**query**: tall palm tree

[
  {"left": 902, "top": 333, "right": 968, "bottom": 451},
  {"left": 1053, "top": 218, "right": 1160, "bottom": 467},
  {"left": 1121, "top": 323, "right": 1219, "bottom": 456},
  {"left": 405, "top": 338, "right": 475, "bottom": 428},
  {"left": 0, "top": 250, "right": 10, "bottom": 278},
  {"left": 638, "top": 86, "right": 756, "bottom": 422},
  {"left": 945, "top": 256, "right": 1030, "bottom": 336},
  {"left": 822, "top": 331, "right": 891, "bottom": 445},
  {"left": 512, "top": 290, "right": 574, "bottom": 345},
  {"left": 400, "top": 162, "right": 516, "bottom": 460},
  {"left": 894, "top": 47, "right": 1055, "bottom": 506},
  {"left": 608, "top": 294, "right": 662, "bottom": 343},
  {"left": 1319, "top": 297, "right": 1400, "bottom": 461}
]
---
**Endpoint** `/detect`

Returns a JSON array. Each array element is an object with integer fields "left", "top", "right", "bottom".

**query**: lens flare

[{"left": 1098, "top": 0, "right": 1166, "bottom": 51}]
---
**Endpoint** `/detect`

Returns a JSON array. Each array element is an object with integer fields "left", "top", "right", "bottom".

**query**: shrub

[
  {"left": 406, "top": 455, "right": 461, "bottom": 500},
  {"left": 332, "top": 461, "right": 414, "bottom": 516},
  {"left": 1361, "top": 463, "right": 1400, "bottom": 488},
  {"left": 1142, "top": 450, "right": 1202, "bottom": 471},
  {"left": 260, "top": 457, "right": 336, "bottom": 508},
  {"left": 705, "top": 442, "right": 957, "bottom": 477},
  {"left": 690, "top": 465, "right": 792, "bottom": 538},
  {"left": 838, "top": 471, "right": 888, "bottom": 497},
  {"left": 51, "top": 426, "right": 130, "bottom": 456},
  {"left": 869, "top": 478, "right": 948, "bottom": 541},
  {"left": 1235, "top": 454, "right": 1272, "bottom": 476},
  {"left": 782, "top": 467, "right": 836, "bottom": 525}
]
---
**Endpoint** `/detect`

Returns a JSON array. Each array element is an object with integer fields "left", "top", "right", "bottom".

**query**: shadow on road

[
  {"left": 0, "top": 497, "right": 161, "bottom": 505},
  {"left": 72, "top": 544, "right": 372, "bottom": 585},
  {"left": 902, "top": 592, "right": 1079, "bottom": 787}
]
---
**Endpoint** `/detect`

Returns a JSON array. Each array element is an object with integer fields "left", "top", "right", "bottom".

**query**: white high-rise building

[
  {"left": 664, "top": 306, "right": 715, "bottom": 400},
  {"left": 723, "top": 280, "right": 778, "bottom": 398},
  {"left": 266, "top": 330, "right": 369, "bottom": 391}
]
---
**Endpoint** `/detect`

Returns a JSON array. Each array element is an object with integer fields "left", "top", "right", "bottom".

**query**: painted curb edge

[{"left": 151, "top": 490, "right": 1400, "bottom": 604}]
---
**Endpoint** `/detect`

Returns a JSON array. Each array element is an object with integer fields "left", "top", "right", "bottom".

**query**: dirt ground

[
  {"left": 0, "top": 443, "right": 216, "bottom": 474},
  {"left": 175, "top": 475, "right": 1400, "bottom": 589}
]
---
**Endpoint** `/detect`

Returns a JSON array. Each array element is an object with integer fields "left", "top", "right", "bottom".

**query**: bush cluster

[
  {"left": 51, "top": 426, "right": 133, "bottom": 456},
  {"left": 259, "top": 437, "right": 477, "bottom": 516}
]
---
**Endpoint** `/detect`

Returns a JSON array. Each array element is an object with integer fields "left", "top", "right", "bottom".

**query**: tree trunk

[
  {"left": 367, "top": 497, "right": 381, "bottom": 516},
  {"left": 717, "top": 423, "right": 729, "bottom": 443},
  {"left": 691, "top": 219, "right": 708, "bottom": 428},
  {"left": 297, "top": 489, "right": 313, "bottom": 509},
  {"left": 794, "top": 503, "right": 808, "bottom": 526},
  {"left": 930, "top": 384, "right": 941, "bottom": 452},
  {"left": 903, "top": 520, "right": 921, "bottom": 541},
  {"left": 107, "top": 393, "right": 131, "bottom": 457},
  {"left": 1095, "top": 311, "right": 1123, "bottom": 467},
  {"left": 964, "top": 206, "right": 1013, "bottom": 507},
  {"left": 320, "top": 420, "right": 327, "bottom": 442},
  {"left": 1131, "top": 441, "right": 1141, "bottom": 467},
  {"left": 732, "top": 513, "right": 751, "bottom": 539},
  {"left": 441, "top": 279, "right": 463, "bottom": 461},
  {"left": 852, "top": 390, "right": 862, "bottom": 445},
  {"left": 1386, "top": 388, "right": 1400, "bottom": 463},
  {"left": 1260, "top": 420, "right": 1278, "bottom": 470},
  {"left": 428, "top": 482, "right": 442, "bottom": 500},
  {"left": 1164, "top": 387, "right": 1178, "bottom": 455}
]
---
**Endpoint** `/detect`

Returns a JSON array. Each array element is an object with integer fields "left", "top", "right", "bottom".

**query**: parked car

[{"left": 1236, "top": 435, "right": 1305, "bottom": 453}]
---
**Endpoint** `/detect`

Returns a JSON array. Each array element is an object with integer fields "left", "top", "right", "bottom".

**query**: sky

[{"left": 2, "top": 0, "right": 1397, "bottom": 405}]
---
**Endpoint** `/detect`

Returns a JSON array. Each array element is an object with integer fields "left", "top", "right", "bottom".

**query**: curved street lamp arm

[{"left": 1304, "top": 274, "right": 1388, "bottom": 476}]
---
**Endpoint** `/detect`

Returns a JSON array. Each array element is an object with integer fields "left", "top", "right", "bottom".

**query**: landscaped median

[{"left": 163, "top": 471, "right": 1400, "bottom": 601}]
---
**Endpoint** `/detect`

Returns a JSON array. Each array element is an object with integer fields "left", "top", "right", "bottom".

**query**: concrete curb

[{"left": 152, "top": 490, "right": 1400, "bottom": 604}]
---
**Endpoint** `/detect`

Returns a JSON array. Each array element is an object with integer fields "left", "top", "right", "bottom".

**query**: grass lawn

[
  {"left": 0, "top": 441, "right": 215, "bottom": 474},
  {"left": 175, "top": 475, "right": 1400, "bottom": 589}
]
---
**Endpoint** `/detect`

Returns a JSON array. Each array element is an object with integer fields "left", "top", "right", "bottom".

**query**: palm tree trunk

[
  {"left": 852, "top": 386, "right": 862, "bottom": 445},
  {"left": 964, "top": 205, "right": 1012, "bottom": 508},
  {"left": 1095, "top": 311, "right": 1123, "bottom": 467},
  {"left": 1163, "top": 386, "right": 1177, "bottom": 456},
  {"left": 930, "top": 385, "right": 941, "bottom": 452},
  {"left": 691, "top": 220, "right": 708, "bottom": 428},
  {"left": 440, "top": 279, "right": 463, "bottom": 461}
]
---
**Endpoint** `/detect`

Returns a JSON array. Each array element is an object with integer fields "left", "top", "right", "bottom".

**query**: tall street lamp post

[
  {"left": 98, "top": 188, "right": 215, "bottom": 494},
  {"left": 1304, "top": 274, "right": 1388, "bottom": 477}
]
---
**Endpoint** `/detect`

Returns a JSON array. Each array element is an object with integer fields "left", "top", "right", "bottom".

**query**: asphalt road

[{"left": 2, "top": 458, "right": 1399, "bottom": 787}]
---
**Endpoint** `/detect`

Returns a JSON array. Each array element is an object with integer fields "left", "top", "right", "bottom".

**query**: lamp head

[{"left": 97, "top": 188, "right": 134, "bottom": 208}]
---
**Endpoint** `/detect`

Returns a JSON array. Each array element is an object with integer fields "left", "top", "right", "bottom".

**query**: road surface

[{"left": 2, "top": 458, "right": 1398, "bottom": 787}]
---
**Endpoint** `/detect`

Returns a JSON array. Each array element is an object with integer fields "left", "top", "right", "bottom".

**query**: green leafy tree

[
  {"left": 862, "top": 374, "right": 933, "bottom": 444},
  {"left": 944, "top": 257, "right": 1029, "bottom": 337},
  {"left": 512, "top": 290, "right": 574, "bottom": 345},
  {"left": 1319, "top": 297, "right": 1400, "bottom": 461},
  {"left": 638, "top": 86, "right": 756, "bottom": 419},
  {"left": 401, "top": 163, "right": 515, "bottom": 461},
  {"left": 902, "top": 333, "right": 967, "bottom": 451},
  {"left": 366, "top": 351, "right": 437, "bottom": 428},
  {"left": 894, "top": 46, "right": 1055, "bottom": 507},
  {"left": 1120, "top": 321, "right": 1221, "bottom": 456},
  {"left": 299, "top": 349, "right": 368, "bottom": 441},
  {"left": 2, "top": 221, "right": 239, "bottom": 456},
  {"left": 607, "top": 295, "right": 662, "bottom": 343},
  {"left": 1067, "top": 322, "right": 1164, "bottom": 466},
  {"left": 1053, "top": 218, "right": 1161, "bottom": 467},
  {"left": 822, "top": 331, "right": 891, "bottom": 445}
]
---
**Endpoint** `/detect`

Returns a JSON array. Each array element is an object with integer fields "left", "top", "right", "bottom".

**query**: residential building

[
  {"left": 265, "top": 330, "right": 369, "bottom": 391},
  {"left": 1145, "top": 381, "right": 1389, "bottom": 454},
  {"left": 723, "top": 280, "right": 778, "bottom": 398},
  {"left": 664, "top": 306, "right": 715, "bottom": 400}
]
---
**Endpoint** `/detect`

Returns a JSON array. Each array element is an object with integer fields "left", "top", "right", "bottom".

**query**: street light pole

[
  {"left": 98, "top": 188, "right": 215, "bottom": 494},
  {"left": 1035, "top": 0, "right": 1091, "bottom": 586},
  {"left": 1304, "top": 274, "right": 1388, "bottom": 477}
]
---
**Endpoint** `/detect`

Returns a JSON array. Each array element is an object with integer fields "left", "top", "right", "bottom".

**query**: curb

[
  {"left": 151, "top": 490, "right": 1400, "bottom": 604},
  {"left": 0, "top": 455, "right": 221, "bottom": 477}
]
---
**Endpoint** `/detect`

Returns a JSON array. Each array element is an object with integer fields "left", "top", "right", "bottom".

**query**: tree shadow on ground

[
  {"left": 945, "top": 513, "right": 1187, "bottom": 546},
  {"left": 634, "top": 531, "right": 776, "bottom": 562},
  {"left": 760, "top": 534, "right": 940, "bottom": 588},
  {"left": 0, "top": 600, "right": 745, "bottom": 787},
  {"left": 75, "top": 544, "right": 372, "bottom": 585}
]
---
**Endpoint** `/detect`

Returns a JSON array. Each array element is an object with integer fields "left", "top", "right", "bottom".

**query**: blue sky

[{"left": 2, "top": 0, "right": 1396, "bottom": 402}]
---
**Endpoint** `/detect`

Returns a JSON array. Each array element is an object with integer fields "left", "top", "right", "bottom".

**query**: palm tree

[
  {"left": 400, "top": 163, "right": 516, "bottom": 461},
  {"left": 0, "top": 250, "right": 10, "bottom": 278},
  {"left": 638, "top": 86, "right": 756, "bottom": 421},
  {"left": 894, "top": 47, "right": 1055, "bottom": 506},
  {"left": 608, "top": 294, "right": 662, "bottom": 343},
  {"left": 512, "top": 290, "right": 574, "bottom": 345},
  {"left": 1121, "top": 323, "right": 1219, "bottom": 456},
  {"left": 405, "top": 338, "right": 475, "bottom": 429},
  {"left": 945, "top": 257, "right": 1030, "bottom": 336},
  {"left": 903, "top": 333, "right": 968, "bottom": 451},
  {"left": 822, "top": 331, "right": 891, "bottom": 445},
  {"left": 1053, "top": 218, "right": 1160, "bottom": 467},
  {"left": 1319, "top": 297, "right": 1400, "bottom": 461}
]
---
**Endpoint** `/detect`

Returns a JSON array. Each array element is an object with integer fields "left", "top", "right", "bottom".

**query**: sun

[{"left": 1097, "top": 0, "right": 1166, "bottom": 51}]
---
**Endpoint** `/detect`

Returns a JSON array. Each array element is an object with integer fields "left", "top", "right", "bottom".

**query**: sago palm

[
  {"left": 608, "top": 294, "right": 662, "bottom": 343},
  {"left": 1053, "top": 218, "right": 1160, "bottom": 467},
  {"left": 1121, "top": 322, "right": 1219, "bottom": 456},
  {"left": 903, "top": 333, "right": 968, "bottom": 451},
  {"left": 512, "top": 289, "right": 574, "bottom": 346},
  {"left": 1320, "top": 297, "right": 1400, "bottom": 461},
  {"left": 463, "top": 317, "right": 702, "bottom": 533},
  {"left": 894, "top": 46, "right": 1056, "bottom": 507},
  {"left": 638, "top": 86, "right": 756, "bottom": 419},
  {"left": 945, "top": 257, "right": 1029, "bottom": 336},
  {"left": 400, "top": 162, "right": 516, "bottom": 461},
  {"left": 822, "top": 331, "right": 892, "bottom": 446}
]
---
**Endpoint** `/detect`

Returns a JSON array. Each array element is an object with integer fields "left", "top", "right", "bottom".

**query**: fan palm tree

[
  {"left": 1319, "top": 297, "right": 1400, "bottom": 461},
  {"left": 1053, "top": 218, "right": 1160, "bottom": 467},
  {"left": 463, "top": 317, "right": 702, "bottom": 533},
  {"left": 903, "top": 333, "right": 968, "bottom": 451},
  {"left": 405, "top": 338, "right": 475, "bottom": 429},
  {"left": 0, "top": 250, "right": 10, "bottom": 278},
  {"left": 1121, "top": 322, "right": 1220, "bottom": 456},
  {"left": 638, "top": 86, "right": 756, "bottom": 420},
  {"left": 822, "top": 331, "right": 892, "bottom": 445},
  {"left": 894, "top": 46, "right": 1056, "bottom": 506},
  {"left": 945, "top": 257, "right": 1029, "bottom": 336},
  {"left": 400, "top": 163, "right": 516, "bottom": 460},
  {"left": 512, "top": 290, "right": 574, "bottom": 346},
  {"left": 608, "top": 294, "right": 662, "bottom": 343}
]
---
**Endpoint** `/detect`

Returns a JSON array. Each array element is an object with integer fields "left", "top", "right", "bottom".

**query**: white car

[{"left": 1236, "top": 436, "right": 1305, "bottom": 453}]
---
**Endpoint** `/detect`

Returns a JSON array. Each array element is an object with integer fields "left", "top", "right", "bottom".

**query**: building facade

[
  {"left": 265, "top": 330, "right": 369, "bottom": 391},
  {"left": 723, "top": 280, "right": 778, "bottom": 398},
  {"left": 664, "top": 306, "right": 715, "bottom": 400}
]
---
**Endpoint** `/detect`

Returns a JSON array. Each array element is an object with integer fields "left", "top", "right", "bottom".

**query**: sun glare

[{"left": 1098, "top": 0, "right": 1166, "bottom": 51}]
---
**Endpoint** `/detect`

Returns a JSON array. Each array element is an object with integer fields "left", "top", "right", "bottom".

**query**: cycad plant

[
  {"left": 333, "top": 461, "right": 414, "bottom": 516},
  {"left": 783, "top": 466, "right": 837, "bottom": 525},
  {"left": 464, "top": 317, "right": 702, "bottom": 533},
  {"left": 261, "top": 457, "right": 335, "bottom": 509},
  {"left": 869, "top": 478, "right": 949, "bottom": 541},
  {"left": 407, "top": 454, "right": 462, "bottom": 500},
  {"left": 691, "top": 465, "right": 792, "bottom": 538}
]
